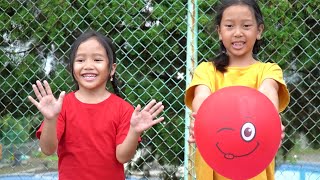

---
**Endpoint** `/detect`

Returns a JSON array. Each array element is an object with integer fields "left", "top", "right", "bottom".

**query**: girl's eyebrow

[
  {"left": 75, "top": 53, "right": 86, "bottom": 57},
  {"left": 92, "top": 53, "right": 105, "bottom": 57},
  {"left": 75, "top": 53, "right": 105, "bottom": 57},
  {"left": 223, "top": 19, "right": 234, "bottom": 22},
  {"left": 242, "top": 20, "right": 255, "bottom": 23},
  {"left": 223, "top": 18, "right": 254, "bottom": 21}
]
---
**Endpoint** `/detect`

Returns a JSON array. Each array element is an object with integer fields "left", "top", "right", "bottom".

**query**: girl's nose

[
  {"left": 234, "top": 27, "right": 243, "bottom": 37},
  {"left": 83, "top": 60, "right": 94, "bottom": 69}
]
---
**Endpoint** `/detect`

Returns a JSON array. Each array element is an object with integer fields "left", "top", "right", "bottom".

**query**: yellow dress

[{"left": 185, "top": 61, "right": 290, "bottom": 180}]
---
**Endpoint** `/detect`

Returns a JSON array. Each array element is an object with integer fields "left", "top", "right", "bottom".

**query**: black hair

[
  {"left": 69, "top": 30, "right": 121, "bottom": 97},
  {"left": 212, "top": 0, "right": 264, "bottom": 73}
]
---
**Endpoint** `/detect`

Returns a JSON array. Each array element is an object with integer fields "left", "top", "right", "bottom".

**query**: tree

[
  {"left": 1, "top": 0, "right": 187, "bottom": 167},
  {"left": 0, "top": 0, "right": 318, "bottom": 169}
]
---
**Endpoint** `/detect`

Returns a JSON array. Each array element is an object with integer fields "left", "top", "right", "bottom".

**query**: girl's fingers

[
  {"left": 32, "top": 84, "right": 43, "bottom": 101},
  {"left": 149, "top": 102, "right": 163, "bottom": 114},
  {"left": 57, "top": 91, "right": 66, "bottom": 104},
  {"left": 189, "top": 122, "right": 195, "bottom": 143},
  {"left": 143, "top": 99, "right": 157, "bottom": 112},
  {"left": 134, "top": 104, "right": 141, "bottom": 114},
  {"left": 27, "top": 96, "right": 39, "bottom": 109},
  {"left": 150, "top": 117, "right": 164, "bottom": 126},
  {"left": 151, "top": 105, "right": 164, "bottom": 118},
  {"left": 281, "top": 124, "right": 285, "bottom": 139},
  {"left": 188, "top": 135, "right": 196, "bottom": 143},
  {"left": 189, "top": 129, "right": 194, "bottom": 137},
  {"left": 190, "top": 120, "right": 194, "bottom": 129},
  {"left": 43, "top": 80, "right": 52, "bottom": 95},
  {"left": 36, "top": 80, "right": 47, "bottom": 97},
  {"left": 192, "top": 112, "right": 197, "bottom": 119},
  {"left": 189, "top": 126, "right": 194, "bottom": 133}
]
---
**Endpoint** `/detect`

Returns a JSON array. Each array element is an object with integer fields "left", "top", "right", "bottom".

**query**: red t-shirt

[{"left": 36, "top": 92, "right": 134, "bottom": 180}]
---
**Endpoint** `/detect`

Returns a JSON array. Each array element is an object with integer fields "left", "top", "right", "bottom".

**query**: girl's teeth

[
  {"left": 232, "top": 42, "right": 244, "bottom": 49},
  {"left": 83, "top": 74, "right": 96, "bottom": 80}
]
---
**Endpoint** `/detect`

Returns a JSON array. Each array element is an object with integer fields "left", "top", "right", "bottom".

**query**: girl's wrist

[
  {"left": 44, "top": 117, "right": 57, "bottom": 124},
  {"left": 129, "top": 126, "right": 142, "bottom": 138}
]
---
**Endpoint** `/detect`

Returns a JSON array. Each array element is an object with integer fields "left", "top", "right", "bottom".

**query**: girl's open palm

[
  {"left": 28, "top": 80, "right": 65, "bottom": 121},
  {"left": 131, "top": 100, "right": 164, "bottom": 134}
]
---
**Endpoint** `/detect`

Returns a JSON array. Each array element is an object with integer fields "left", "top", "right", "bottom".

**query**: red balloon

[{"left": 194, "top": 86, "right": 281, "bottom": 180}]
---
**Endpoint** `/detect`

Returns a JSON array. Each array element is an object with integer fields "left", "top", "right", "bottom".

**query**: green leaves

[
  {"left": 0, "top": 0, "right": 318, "bottom": 166},
  {"left": 0, "top": 115, "right": 30, "bottom": 145}
]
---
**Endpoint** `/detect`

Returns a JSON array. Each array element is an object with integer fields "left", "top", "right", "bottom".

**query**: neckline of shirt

[
  {"left": 71, "top": 91, "right": 114, "bottom": 106},
  {"left": 227, "top": 61, "right": 261, "bottom": 70}
]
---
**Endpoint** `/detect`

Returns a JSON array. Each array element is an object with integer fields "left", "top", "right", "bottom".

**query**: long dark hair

[
  {"left": 69, "top": 30, "right": 121, "bottom": 97},
  {"left": 212, "top": 0, "right": 264, "bottom": 72}
]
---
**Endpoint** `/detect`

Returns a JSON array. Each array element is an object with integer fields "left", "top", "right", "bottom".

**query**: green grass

[{"left": 45, "top": 155, "right": 58, "bottom": 161}]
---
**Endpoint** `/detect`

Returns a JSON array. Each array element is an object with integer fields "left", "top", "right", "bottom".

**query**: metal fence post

[{"left": 185, "top": 0, "right": 198, "bottom": 179}]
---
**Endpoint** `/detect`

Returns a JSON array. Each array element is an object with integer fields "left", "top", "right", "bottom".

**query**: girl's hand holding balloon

[
  {"left": 279, "top": 122, "right": 285, "bottom": 148},
  {"left": 188, "top": 112, "right": 197, "bottom": 143}
]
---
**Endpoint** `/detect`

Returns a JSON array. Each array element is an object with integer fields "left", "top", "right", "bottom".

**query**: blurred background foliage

[{"left": 0, "top": 0, "right": 319, "bottom": 171}]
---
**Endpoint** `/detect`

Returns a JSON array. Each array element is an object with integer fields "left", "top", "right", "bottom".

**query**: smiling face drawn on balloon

[
  {"left": 194, "top": 86, "right": 282, "bottom": 180},
  {"left": 216, "top": 121, "right": 259, "bottom": 159}
]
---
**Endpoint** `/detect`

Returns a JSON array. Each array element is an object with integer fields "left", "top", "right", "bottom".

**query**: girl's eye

[
  {"left": 95, "top": 59, "right": 103, "bottom": 62},
  {"left": 76, "top": 59, "right": 84, "bottom": 62},
  {"left": 241, "top": 122, "right": 256, "bottom": 142},
  {"left": 225, "top": 25, "right": 233, "bottom": 28},
  {"left": 244, "top": 24, "right": 252, "bottom": 28}
]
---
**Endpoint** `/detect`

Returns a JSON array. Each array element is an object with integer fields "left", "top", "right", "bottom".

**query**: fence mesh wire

[{"left": 0, "top": 0, "right": 319, "bottom": 179}]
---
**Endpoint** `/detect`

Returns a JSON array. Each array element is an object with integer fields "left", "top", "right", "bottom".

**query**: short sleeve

[
  {"left": 185, "top": 62, "right": 213, "bottom": 109},
  {"left": 36, "top": 123, "right": 43, "bottom": 139},
  {"left": 262, "top": 63, "right": 290, "bottom": 112},
  {"left": 116, "top": 102, "right": 135, "bottom": 145}
]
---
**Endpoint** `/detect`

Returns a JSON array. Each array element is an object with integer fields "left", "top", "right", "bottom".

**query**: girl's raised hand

[
  {"left": 130, "top": 100, "right": 164, "bottom": 134},
  {"left": 28, "top": 80, "right": 65, "bottom": 121}
]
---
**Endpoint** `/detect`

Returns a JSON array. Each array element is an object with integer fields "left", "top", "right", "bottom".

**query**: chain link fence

[{"left": 0, "top": 0, "right": 319, "bottom": 179}]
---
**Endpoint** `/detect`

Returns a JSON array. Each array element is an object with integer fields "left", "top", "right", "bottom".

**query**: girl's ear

[
  {"left": 257, "top": 24, "right": 264, "bottom": 40},
  {"left": 110, "top": 63, "right": 117, "bottom": 77}
]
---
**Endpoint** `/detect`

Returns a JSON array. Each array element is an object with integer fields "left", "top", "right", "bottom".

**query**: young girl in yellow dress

[{"left": 185, "top": 0, "right": 290, "bottom": 179}]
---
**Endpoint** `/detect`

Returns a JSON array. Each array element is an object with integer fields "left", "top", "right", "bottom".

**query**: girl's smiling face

[
  {"left": 73, "top": 37, "right": 115, "bottom": 91},
  {"left": 218, "top": 4, "right": 264, "bottom": 62}
]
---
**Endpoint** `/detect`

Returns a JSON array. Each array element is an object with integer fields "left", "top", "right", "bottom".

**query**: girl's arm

[
  {"left": 189, "top": 85, "right": 211, "bottom": 143},
  {"left": 116, "top": 100, "right": 164, "bottom": 164},
  {"left": 28, "top": 80, "right": 64, "bottom": 155},
  {"left": 39, "top": 118, "right": 59, "bottom": 155},
  {"left": 258, "top": 79, "right": 279, "bottom": 111},
  {"left": 192, "top": 85, "right": 212, "bottom": 112},
  {"left": 115, "top": 127, "right": 141, "bottom": 164},
  {"left": 258, "top": 79, "right": 285, "bottom": 141}
]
